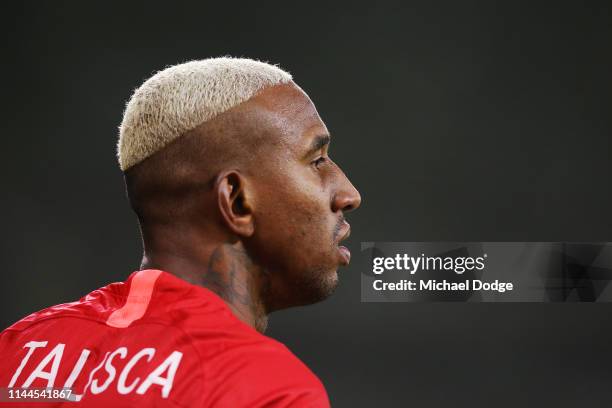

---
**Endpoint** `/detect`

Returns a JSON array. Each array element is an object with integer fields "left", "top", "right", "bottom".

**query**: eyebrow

[{"left": 304, "top": 134, "right": 331, "bottom": 158}]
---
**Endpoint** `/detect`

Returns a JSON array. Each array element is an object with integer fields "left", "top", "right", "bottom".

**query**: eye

[{"left": 312, "top": 156, "right": 327, "bottom": 169}]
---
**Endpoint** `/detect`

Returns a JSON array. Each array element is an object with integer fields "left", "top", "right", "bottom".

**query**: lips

[
  {"left": 336, "top": 221, "right": 351, "bottom": 244},
  {"left": 336, "top": 221, "right": 351, "bottom": 265},
  {"left": 338, "top": 245, "right": 351, "bottom": 265}
]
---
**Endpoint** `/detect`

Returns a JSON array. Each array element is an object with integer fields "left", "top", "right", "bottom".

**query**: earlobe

[{"left": 215, "top": 171, "right": 255, "bottom": 237}]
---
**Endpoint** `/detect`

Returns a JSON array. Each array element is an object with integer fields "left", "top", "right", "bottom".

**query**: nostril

[
  {"left": 332, "top": 188, "right": 361, "bottom": 213},
  {"left": 346, "top": 193, "right": 361, "bottom": 212}
]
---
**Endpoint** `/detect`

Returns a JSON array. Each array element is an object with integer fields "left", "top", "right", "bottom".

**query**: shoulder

[
  {"left": 202, "top": 335, "right": 330, "bottom": 408},
  {"left": 2, "top": 287, "right": 120, "bottom": 334},
  {"left": 2, "top": 301, "right": 88, "bottom": 334}
]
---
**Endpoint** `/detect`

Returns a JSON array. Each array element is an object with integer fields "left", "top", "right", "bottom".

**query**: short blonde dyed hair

[{"left": 117, "top": 57, "right": 293, "bottom": 171}]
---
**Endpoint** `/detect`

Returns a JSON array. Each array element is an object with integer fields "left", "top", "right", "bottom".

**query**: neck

[{"left": 140, "top": 241, "right": 270, "bottom": 333}]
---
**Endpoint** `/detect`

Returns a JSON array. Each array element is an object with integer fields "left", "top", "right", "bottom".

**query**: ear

[{"left": 215, "top": 170, "right": 255, "bottom": 237}]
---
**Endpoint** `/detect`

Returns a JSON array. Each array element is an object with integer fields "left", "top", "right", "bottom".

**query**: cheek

[
  {"left": 276, "top": 187, "right": 328, "bottom": 241},
  {"left": 253, "top": 171, "right": 334, "bottom": 264},
  {"left": 259, "top": 164, "right": 326, "bottom": 222}
]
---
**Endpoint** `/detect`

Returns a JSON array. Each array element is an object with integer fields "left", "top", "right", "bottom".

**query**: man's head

[{"left": 119, "top": 58, "right": 361, "bottom": 312}]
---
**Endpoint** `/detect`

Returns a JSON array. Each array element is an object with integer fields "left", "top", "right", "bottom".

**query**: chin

[
  {"left": 266, "top": 265, "right": 339, "bottom": 311},
  {"left": 299, "top": 268, "right": 339, "bottom": 305}
]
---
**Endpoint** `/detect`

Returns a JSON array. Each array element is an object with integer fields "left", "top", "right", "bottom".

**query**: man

[{"left": 0, "top": 57, "right": 360, "bottom": 406}]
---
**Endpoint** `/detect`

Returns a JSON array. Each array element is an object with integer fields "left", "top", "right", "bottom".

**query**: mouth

[
  {"left": 336, "top": 222, "right": 351, "bottom": 265},
  {"left": 338, "top": 245, "right": 351, "bottom": 265}
]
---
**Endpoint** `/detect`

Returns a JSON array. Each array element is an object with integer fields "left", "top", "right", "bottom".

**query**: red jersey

[{"left": 0, "top": 269, "right": 330, "bottom": 407}]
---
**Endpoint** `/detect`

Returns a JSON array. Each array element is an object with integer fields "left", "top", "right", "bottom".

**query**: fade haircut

[{"left": 117, "top": 57, "right": 293, "bottom": 171}]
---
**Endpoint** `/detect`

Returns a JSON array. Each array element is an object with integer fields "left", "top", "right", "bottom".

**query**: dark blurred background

[{"left": 2, "top": 1, "right": 612, "bottom": 406}]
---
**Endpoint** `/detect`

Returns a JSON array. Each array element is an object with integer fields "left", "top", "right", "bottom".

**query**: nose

[{"left": 332, "top": 169, "right": 362, "bottom": 213}]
